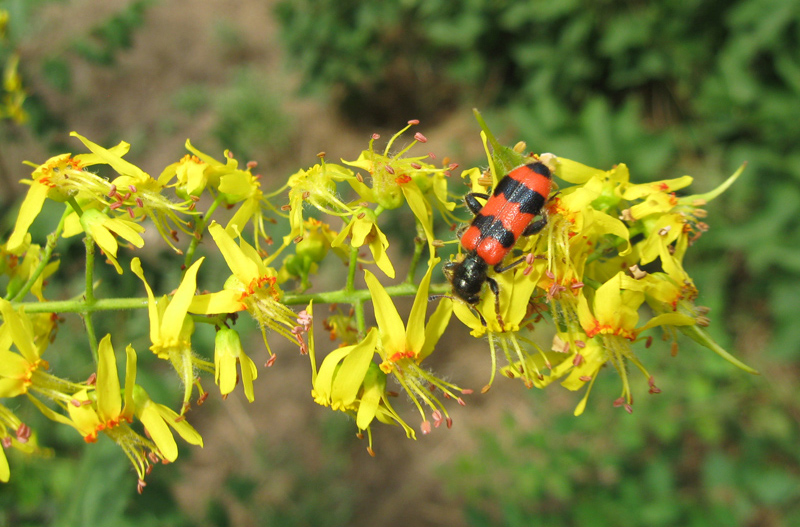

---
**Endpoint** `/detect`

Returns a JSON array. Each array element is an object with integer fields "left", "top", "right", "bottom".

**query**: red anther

[
  {"left": 128, "top": 185, "right": 137, "bottom": 193},
  {"left": 572, "top": 353, "right": 584, "bottom": 366},
  {"left": 197, "top": 392, "right": 209, "bottom": 405},
  {"left": 266, "top": 355, "right": 277, "bottom": 367},
  {"left": 384, "top": 164, "right": 395, "bottom": 175},
  {"left": 407, "top": 119, "right": 420, "bottom": 125},
  {"left": 446, "top": 417, "right": 453, "bottom": 429},
  {"left": 128, "top": 207, "right": 135, "bottom": 218},
  {"left": 613, "top": 397, "right": 625, "bottom": 408},
  {"left": 575, "top": 340, "right": 586, "bottom": 348},
  {"left": 86, "top": 372, "right": 97, "bottom": 385},
  {"left": 457, "top": 397, "right": 466, "bottom": 406},
  {"left": 247, "top": 161, "right": 258, "bottom": 169},
  {"left": 16, "top": 423, "right": 31, "bottom": 443},
  {"left": 645, "top": 336, "right": 653, "bottom": 348},
  {"left": 432, "top": 410, "right": 443, "bottom": 428},
  {"left": 579, "top": 375, "right": 592, "bottom": 382},
  {"left": 137, "top": 479, "right": 146, "bottom": 494},
  {"left": 410, "top": 163, "right": 422, "bottom": 169},
  {"left": 372, "top": 133, "right": 380, "bottom": 140},
  {"left": 1, "top": 437, "right": 11, "bottom": 448},
  {"left": 421, "top": 420, "right": 431, "bottom": 435},
  {"left": 461, "top": 388, "right": 473, "bottom": 395},
  {"left": 109, "top": 201, "right": 123, "bottom": 210},
  {"left": 357, "top": 213, "right": 365, "bottom": 219},
  {"left": 428, "top": 152, "right": 436, "bottom": 159},
  {"left": 108, "top": 185, "right": 117, "bottom": 196},
  {"left": 136, "top": 197, "right": 144, "bottom": 208},
  {"left": 414, "top": 132, "right": 427, "bottom": 143},
  {"left": 367, "top": 446, "right": 376, "bottom": 457}
]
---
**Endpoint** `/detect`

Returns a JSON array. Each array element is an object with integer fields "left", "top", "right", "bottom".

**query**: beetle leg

[
  {"left": 464, "top": 193, "right": 490, "bottom": 216},
  {"left": 522, "top": 217, "right": 548, "bottom": 236}
]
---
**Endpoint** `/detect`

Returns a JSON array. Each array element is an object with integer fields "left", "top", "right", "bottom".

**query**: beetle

[{"left": 443, "top": 161, "right": 553, "bottom": 316}]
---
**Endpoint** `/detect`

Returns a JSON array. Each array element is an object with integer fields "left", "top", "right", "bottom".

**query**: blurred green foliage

[{"left": 210, "top": 69, "right": 294, "bottom": 162}]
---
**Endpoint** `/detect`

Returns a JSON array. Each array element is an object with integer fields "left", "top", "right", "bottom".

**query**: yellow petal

[
  {"left": 138, "top": 401, "right": 178, "bottom": 461},
  {"left": 405, "top": 258, "right": 439, "bottom": 354},
  {"left": 70, "top": 132, "right": 147, "bottom": 180},
  {"left": 96, "top": 335, "right": 121, "bottom": 424},
  {"left": 556, "top": 157, "right": 606, "bottom": 184},
  {"left": 209, "top": 222, "right": 259, "bottom": 283},
  {"left": 6, "top": 182, "right": 48, "bottom": 253},
  {"left": 160, "top": 257, "right": 204, "bottom": 342},
  {"left": 330, "top": 328, "right": 378, "bottom": 409},
  {"left": 417, "top": 299, "right": 453, "bottom": 362},
  {"left": 313, "top": 345, "right": 356, "bottom": 405},
  {"left": 0, "top": 443, "right": 9, "bottom": 482},
  {"left": 364, "top": 270, "right": 405, "bottom": 353},
  {"left": 131, "top": 258, "right": 161, "bottom": 345},
  {"left": 121, "top": 345, "right": 137, "bottom": 421},
  {"left": 356, "top": 363, "right": 386, "bottom": 431},
  {"left": 401, "top": 183, "right": 435, "bottom": 257},
  {"left": 189, "top": 290, "right": 244, "bottom": 314}
]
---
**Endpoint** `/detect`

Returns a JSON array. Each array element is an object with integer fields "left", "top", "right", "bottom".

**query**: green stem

[
  {"left": 18, "top": 297, "right": 149, "bottom": 314},
  {"left": 183, "top": 193, "right": 225, "bottom": 270},
  {"left": 405, "top": 236, "right": 426, "bottom": 284},
  {"left": 83, "top": 234, "right": 99, "bottom": 361},
  {"left": 9, "top": 206, "right": 70, "bottom": 302},
  {"left": 84, "top": 236, "right": 96, "bottom": 304}
]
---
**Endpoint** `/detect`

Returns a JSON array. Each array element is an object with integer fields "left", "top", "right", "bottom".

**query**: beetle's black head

[{"left": 443, "top": 253, "right": 489, "bottom": 304}]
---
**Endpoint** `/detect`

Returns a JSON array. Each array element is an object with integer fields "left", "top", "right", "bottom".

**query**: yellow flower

[
  {"left": 0, "top": 299, "right": 82, "bottom": 405},
  {"left": 159, "top": 141, "right": 219, "bottom": 198},
  {"left": 365, "top": 260, "right": 463, "bottom": 433},
  {"left": 573, "top": 271, "right": 694, "bottom": 412},
  {"left": 331, "top": 207, "right": 395, "bottom": 278},
  {"left": 132, "top": 257, "right": 212, "bottom": 413},
  {"left": 70, "top": 132, "right": 193, "bottom": 253},
  {"left": 214, "top": 327, "right": 258, "bottom": 402},
  {"left": 189, "top": 222, "right": 298, "bottom": 352},
  {"left": 5, "top": 145, "right": 128, "bottom": 254},
  {"left": 66, "top": 335, "right": 201, "bottom": 490},
  {"left": 283, "top": 161, "right": 354, "bottom": 246},
  {"left": 342, "top": 122, "right": 445, "bottom": 259},
  {"left": 312, "top": 328, "right": 416, "bottom": 451},
  {"left": 79, "top": 208, "right": 145, "bottom": 274}
]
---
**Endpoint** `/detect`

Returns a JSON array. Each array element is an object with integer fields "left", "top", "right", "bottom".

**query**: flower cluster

[{"left": 0, "top": 115, "right": 752, "bottom": 488}]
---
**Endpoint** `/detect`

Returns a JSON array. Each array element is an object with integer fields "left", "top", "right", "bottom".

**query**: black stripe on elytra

[
  {"left": 528, "top": 162, "right": 552, "bottom": 178},
  {"left": 492, "top": 177, "right": 546, "bottom": 215},
  {"left": 473, "top": 213, "right": 517, "bottom": 249}
]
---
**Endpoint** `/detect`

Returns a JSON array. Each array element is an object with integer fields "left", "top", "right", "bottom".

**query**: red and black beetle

[{"left": 444, "top": 161, "right": 553, "bottom": 311}]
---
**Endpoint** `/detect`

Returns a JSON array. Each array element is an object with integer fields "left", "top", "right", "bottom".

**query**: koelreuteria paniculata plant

[{"left": 0, "top": 109, "right": 753, "bottom": 491}]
